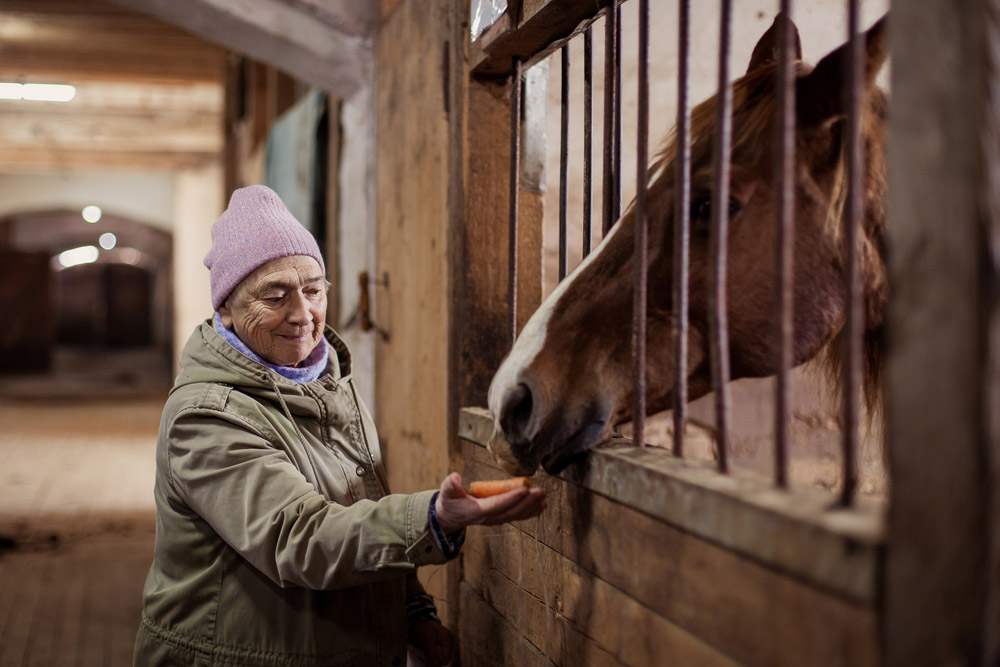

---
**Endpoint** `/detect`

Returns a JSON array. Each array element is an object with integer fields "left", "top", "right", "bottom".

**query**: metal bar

[
  {"left": 559, "top": 45, "right": 570, "bottom": 280},
  {"left": 508, "top": 58, "right": 522, "bottom": 345},
  {"left": 613, "top": 1, "right": 623, "bottom": 223},
  {"left": 775, "top": 2, "right": 795, "bottom": 488},
  {"left": 709, "top": 0, "right": 733, "bottom": 473},
  {"left": 583, "top": 27, "right": 594, "bottom": 258},
  {"left": 841, "top": 0, "right": 863, "bottom": 506},
  {"left": 633, "top": 0, "right": 650, "bottom": 447},
  {"left": 602, "top": 2, "right": 618, "bottom": 236},
  {"left": 672, "top": 0, "right": 691, "bottom": 457}
]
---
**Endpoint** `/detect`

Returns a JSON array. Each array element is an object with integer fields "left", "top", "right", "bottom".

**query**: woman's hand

[
  {"left": 434, "top": 472, "right": 546, "bottom": 534},
  {"left": 409, "top": 618, "right": 456, "bottom": 667}
]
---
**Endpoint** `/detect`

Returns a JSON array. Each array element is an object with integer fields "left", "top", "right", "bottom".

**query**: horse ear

[
  {"left": 797, "top": 14, "right": 889, "bottom": 126},
  {"left": 747, "top": 12, "right": 802, "bottom": 74}
]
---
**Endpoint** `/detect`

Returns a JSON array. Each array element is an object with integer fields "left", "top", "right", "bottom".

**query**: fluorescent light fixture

[
  {"left": 0, "top": 82, "right": 76, "bottom": 102},
  {"left": 23, "top": 83, "right": 75, "bottom": 102},
  {"left": 0, "top": 83, "right": 22, "bottom": 100},
  {"left": 99, "top": 232, "right": 117, "bottom": 250},
  {"left": 58, "top": 245, "right": 99, "bottom": 268},
  {"left": 82, "top": 205, "right": 102, "bottom": 223}
]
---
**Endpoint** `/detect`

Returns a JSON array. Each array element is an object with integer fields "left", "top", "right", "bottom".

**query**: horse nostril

[{"left": 499, "top": 383, "right": 533, "bottom": 442}]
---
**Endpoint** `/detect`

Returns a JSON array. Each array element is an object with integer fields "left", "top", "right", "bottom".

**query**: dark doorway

[{"left": 57, "top": 263, "right": 153, "bottom": 348}]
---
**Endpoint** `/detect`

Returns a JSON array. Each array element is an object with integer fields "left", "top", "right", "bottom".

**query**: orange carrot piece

[{"left": 468, "top": 477, "right": 532, "bottom": 498}]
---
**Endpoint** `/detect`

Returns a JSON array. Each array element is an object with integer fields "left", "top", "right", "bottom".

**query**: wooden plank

[
  {"left": 471, "top": 0, "right": 611, "bottom": 77},
  {"left": 0, "top": 0, "right": 227, "bottom": 84},
  {"left": 463, "top": 524, "right": 740, "bottom": 667},
  {"left": 885, "top": 2, "right": 999, "bottom": 665},
  {"left": 459, "top": 582, "right": 551, "bottom": 667},
  {"left": 0, "top": 109, "right": 222, "bottom": 151},
  {"left": 109, "top": 0, "right": 370, "bottom": 98},
  {"left": 374, "top": 0, "right": 453, "bottom": 621},
  {"left": 462, "top": 442, "right": 879, "bottom": 666},
  {"left": 0, "top": 147, "right": 219, "bottom": 171},
  {"left": 461, "top": 407, "right": 882, "bottom": 603}
]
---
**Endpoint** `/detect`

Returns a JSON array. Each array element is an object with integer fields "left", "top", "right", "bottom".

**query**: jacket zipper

[{"left": 348, "top": 379, "right": 386, "bottom": 497}]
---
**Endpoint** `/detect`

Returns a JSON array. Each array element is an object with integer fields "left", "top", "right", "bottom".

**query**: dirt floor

[{"left": 0, "top": 397, "right": 161, "bottom": 667}]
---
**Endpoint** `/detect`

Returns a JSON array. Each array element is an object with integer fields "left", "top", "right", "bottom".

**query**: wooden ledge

[
  {"left": 459, "top": 406, "right": 885, "bottom": 604},
  {"left": 471, "top": 0, "right": 611, "bottom": 78}
]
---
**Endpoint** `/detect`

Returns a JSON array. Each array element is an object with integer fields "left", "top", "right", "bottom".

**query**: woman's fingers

[{"left": 476, "top": 488, "right": 546, "bottom": 525}]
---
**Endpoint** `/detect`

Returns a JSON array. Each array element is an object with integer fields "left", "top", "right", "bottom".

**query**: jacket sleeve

[{"left": 164, "top": 407, "right": 451, "bottom": 591}]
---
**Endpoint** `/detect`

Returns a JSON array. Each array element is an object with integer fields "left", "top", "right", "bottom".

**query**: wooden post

[{"left": 885, "top": 1, "right": 1000, "bottom": 664}]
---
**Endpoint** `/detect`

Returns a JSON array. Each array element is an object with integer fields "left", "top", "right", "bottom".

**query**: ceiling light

[
  {"left": 0, "top": 82, "right": 76, "bottom": 102},
  {"left": 22, "top": 83, "right": 75, "bottom": 102},
  {"left": 82, "top": 205, "right": 102, "bottom": 223},
  {"left": 58, "top": 246, "right": 99, "bottom": 269},
  {"left": 99, "top": 232, "right": 117, "bottom": 250}
]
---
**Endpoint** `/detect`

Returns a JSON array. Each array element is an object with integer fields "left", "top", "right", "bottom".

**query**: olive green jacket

[{"left": 135, "top": 321, "right": 448, "bottom": 667}]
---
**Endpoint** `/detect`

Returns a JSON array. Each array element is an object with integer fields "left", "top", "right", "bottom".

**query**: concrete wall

[
  {"left": 172, "top": 163, "right": 223, "bottom": 360},
  {"left": 0, "top": 170, "right": 176, "bottom": 231}
]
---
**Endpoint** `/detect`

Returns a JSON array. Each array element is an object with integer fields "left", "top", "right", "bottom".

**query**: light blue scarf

[{"left": 214, "top": 312, "right": 329, "bottom": 384}]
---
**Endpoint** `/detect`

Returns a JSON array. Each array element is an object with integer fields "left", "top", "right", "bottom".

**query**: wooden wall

[{"left": 373, "top": 0, "right": 456, "bottom": 618}]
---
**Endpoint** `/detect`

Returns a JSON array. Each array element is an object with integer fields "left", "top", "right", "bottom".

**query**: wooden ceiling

[{"left": 0, "top": 0, "right": 226, "bottom": 171}]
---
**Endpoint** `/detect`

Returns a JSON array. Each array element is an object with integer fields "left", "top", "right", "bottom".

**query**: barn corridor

[{"left": 0, "top": 397, "right": 161, "bottom": 666}]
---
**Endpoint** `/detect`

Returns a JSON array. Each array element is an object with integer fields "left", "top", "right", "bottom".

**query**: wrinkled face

[{"left": 219, "top": 255, "right": 328, "bottom": 366}]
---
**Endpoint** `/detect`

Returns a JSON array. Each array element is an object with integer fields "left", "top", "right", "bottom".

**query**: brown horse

[{"left": 487, "top": 15, "right": 889, "bottom": 476}]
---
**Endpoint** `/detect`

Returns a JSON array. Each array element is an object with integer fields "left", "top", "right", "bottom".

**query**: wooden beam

[
  {"left": 471, "top": 0, "right": 611, "bottom": 78},
  {"left": 0, "top": 148, "right": 219, "bottom": 171},
  {"left": 0, "top": 109, "right": 221, "bottom": 151},
  {"left": 0, "top": 1, "right": 226, "bottom": 83},
  {"left": 108, "top": 0, "right": 372, "bottom": 98},
  {"left": 885, "top": 1, "right": 999, "bottom": 664}
]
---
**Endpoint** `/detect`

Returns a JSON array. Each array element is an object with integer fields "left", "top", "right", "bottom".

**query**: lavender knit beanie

[{"left": 204, "top": 185, "right": 326, "bottom": 310}]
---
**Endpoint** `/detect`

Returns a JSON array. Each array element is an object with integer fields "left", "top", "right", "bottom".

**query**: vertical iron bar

[
  {"left": 841, "top": 0, "right": 863, "bottom": 506},
  {"left": 602, "top": 2, "right": 618, "bottom": 236},
  {"left": 613, "top": 0, "right": 623, "bottom": 222},
  {"left": 709, "top": 0, "right": 733, "bottom": 473},
  {"left": 672, "top": 0, "right": 691, "bottom": 457},
  {"left": 583, "top": 28, "right": 594, "bottom": 258},
  {"left": 775, "top": 2, "right": 795, "bottom": 489},
  {"left": 508, "top": 59, "right": 522, "bottom": 345},
  {"left": 633, "top": 0, "right": 650, "bottom": 447},
  {"left": 559, "top": 45, "right": 570, "bottom": 280}
]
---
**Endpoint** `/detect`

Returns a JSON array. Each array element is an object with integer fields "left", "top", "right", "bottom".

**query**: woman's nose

[{"left": 285, "top": 291, "right": 312, "bottom": 324}]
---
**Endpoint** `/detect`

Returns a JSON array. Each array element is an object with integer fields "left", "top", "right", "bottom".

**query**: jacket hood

[{"left": 173, "top": 320, "right": 355, "bottom": 414}]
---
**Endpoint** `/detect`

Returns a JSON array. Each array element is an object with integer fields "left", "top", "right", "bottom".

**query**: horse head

[{"left": 487, "top": 14, "right": 889, "bottom": 476}]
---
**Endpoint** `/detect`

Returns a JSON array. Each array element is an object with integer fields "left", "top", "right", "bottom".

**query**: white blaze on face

[{"left": 487, "top": 217, "right": 629, "bottom": 425}]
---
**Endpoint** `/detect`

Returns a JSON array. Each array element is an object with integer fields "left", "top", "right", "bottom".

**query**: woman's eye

[{"left": 689, "top": 195, "right": 742, "bottom": 232}]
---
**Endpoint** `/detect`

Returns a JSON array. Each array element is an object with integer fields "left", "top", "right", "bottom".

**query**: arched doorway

[{"left": 0, "top": 208, "right": 172, "bottom": 394}]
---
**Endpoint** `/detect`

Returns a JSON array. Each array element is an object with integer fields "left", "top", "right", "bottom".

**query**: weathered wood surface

[
  {"left": 0, "top": 0, "right": 226, "bottom": 84},
  {"left": 461, "top": 439, "right": 879, "bottom": 666},
  {"left": 461, "top": 407, "right": 883, "bottom": 603},
  {"left": 110, "top": 0, "right": 371, "bottom": 98},
  {"left": 463, "top": 528, "right": 739, "bottom": 667},
  {"left": 459, "top": 80, "right": 545, "bottom": 408},
  {"left": 375, "top": 0, "right": 453, "bottom": 620},
  {"left": 885, "top": 2, "right": 1000, "bottom": 665},
  {"left": 471, "top": 0, "right": 611, "bottom": 77}
]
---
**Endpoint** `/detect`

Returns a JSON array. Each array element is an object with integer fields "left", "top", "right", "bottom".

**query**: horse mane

[{"left": 649, "top": 61, "right": 887, "bottom": 423}]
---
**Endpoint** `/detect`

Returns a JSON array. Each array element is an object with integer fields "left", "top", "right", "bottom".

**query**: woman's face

[{"left": 219, "top": 255, "right": 327, "bottom": 366}]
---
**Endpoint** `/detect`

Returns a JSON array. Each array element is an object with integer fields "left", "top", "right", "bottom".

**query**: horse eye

[{"left": 689, "top": 195, "right": 742, "bottom": 233}]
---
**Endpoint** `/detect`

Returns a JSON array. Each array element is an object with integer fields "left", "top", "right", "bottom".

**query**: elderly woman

[{"left": 135, "top": 186, "right": 545, "bottom": 667}]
